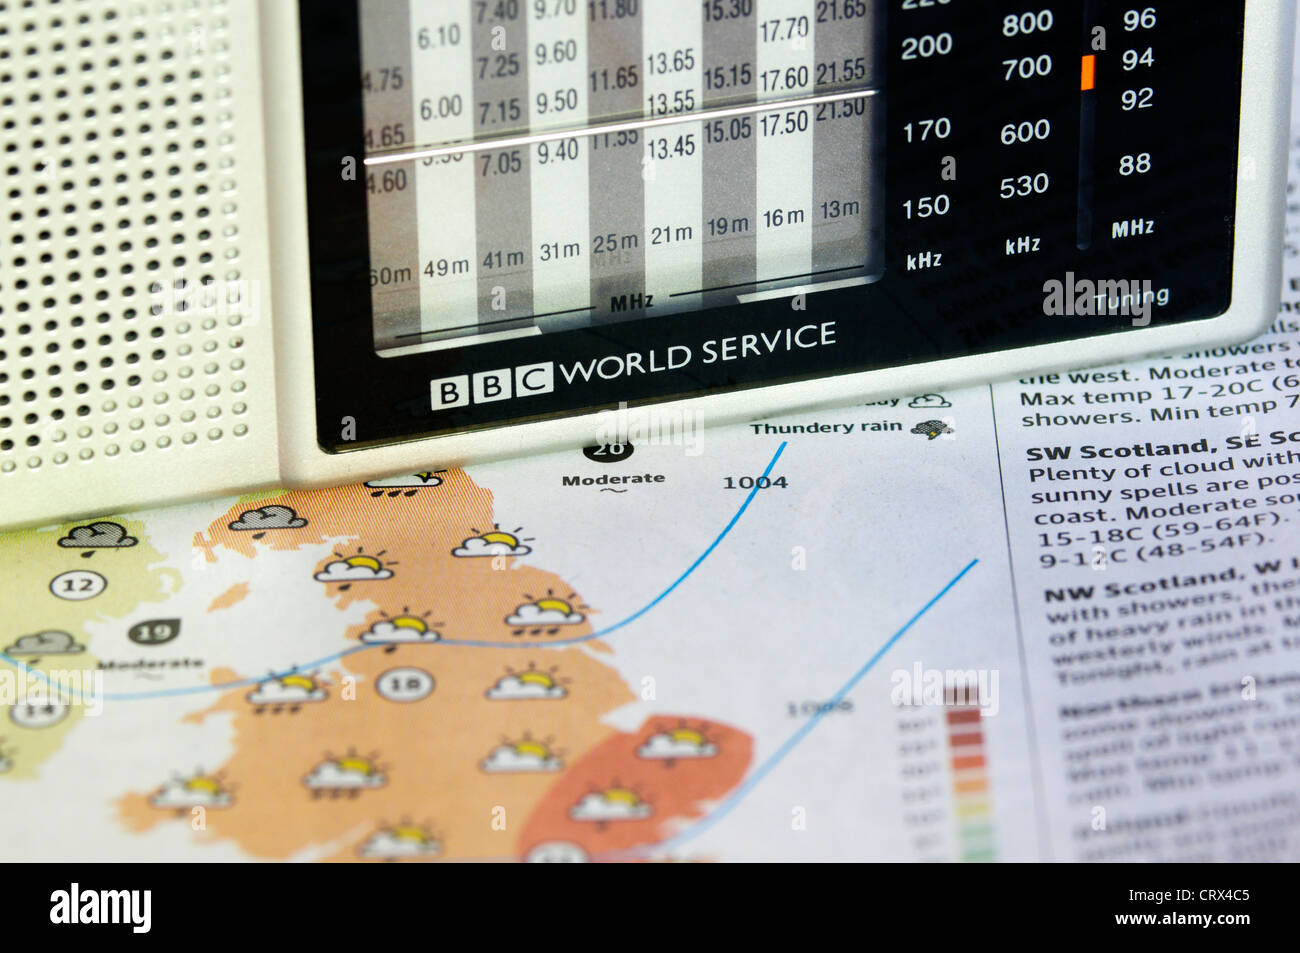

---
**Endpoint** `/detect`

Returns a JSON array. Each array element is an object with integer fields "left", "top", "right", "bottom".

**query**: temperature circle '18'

[{"left": 377, "top": 666, "right": 436, "bottom": 702}]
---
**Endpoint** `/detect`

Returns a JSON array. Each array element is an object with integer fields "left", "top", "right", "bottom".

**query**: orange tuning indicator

[{"left": 1080, "top": 54, "right": 1097, "bottom": 91}]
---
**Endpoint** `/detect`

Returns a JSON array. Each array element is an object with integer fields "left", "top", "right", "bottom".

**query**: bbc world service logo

[{"left": 430, "top": 362, "right": 554, "bottom": 409}]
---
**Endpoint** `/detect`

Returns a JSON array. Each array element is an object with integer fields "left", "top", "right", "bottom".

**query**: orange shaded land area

[
  {"left": 118, "top": 646, "right": 635, "bottom": 860},
  {"left": 192, "top": 470, "right": 600, "bottom": 645},
  {"left": 518, "top": 716, "right": 752, "bottom": 859},
  {"left": 207, "top": 582, "right": 249, "bottom": 612},
  {"left": 119, "top": 470, "right": 642, "bottom": 860}
]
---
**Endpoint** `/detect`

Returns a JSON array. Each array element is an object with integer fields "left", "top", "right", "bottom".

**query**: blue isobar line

[
  {"left": 1, "top": 441, "right": 791, "bottom": 701},
  {"left": 603, "top": 556, "right": 980, "bottom": 862},
  {"left": 448, "top": 436, "right": 790, "bottom": 647},
  {"left": 0, "top": 643, "right": 380, "bottom": 703}
]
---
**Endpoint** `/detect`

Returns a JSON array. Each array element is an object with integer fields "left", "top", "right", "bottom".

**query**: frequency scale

[{"left": 360, "top": 1, "right": 884, "bottom": 353}]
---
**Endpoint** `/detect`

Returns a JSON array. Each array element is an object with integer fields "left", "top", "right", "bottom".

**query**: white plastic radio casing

[{"left": 0, "top": 0, "right": 1293, "bottom": 529}]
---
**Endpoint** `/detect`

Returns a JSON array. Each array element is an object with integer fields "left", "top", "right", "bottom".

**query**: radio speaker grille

[{"left": 0, "top": 0, "right": 279, "bottom": 528}]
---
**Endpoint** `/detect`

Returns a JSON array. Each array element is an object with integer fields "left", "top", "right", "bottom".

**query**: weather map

[
  {"left": 10, "top": 351, "right": 1300, "bottom": 862},
  {"left": 0, "top": 414, "right": 1006, "bottom": 862}
]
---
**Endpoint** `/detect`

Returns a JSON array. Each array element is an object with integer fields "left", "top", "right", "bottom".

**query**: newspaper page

[{"left": 1, "top": 30, "right": 1298, "bottom": 867}]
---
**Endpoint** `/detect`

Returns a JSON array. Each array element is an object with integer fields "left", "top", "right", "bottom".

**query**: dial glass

[{"left": 359, "top": 0, "right": 885, "bottom": 354}]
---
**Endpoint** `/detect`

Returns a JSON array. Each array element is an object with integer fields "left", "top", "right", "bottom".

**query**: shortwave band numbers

[
  {"left": 364, "top": 2, "right": 884, "bottom": 152},
  {"left": 360, "top": 0, "right": 880, "bottom": 343}
]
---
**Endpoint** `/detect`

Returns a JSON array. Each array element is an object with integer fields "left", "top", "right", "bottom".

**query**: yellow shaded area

[
  {"left": 954, "top": 799, "right": 992, "bottom": 818},
  {"left": 0, "top": 517, "right": 176, "bottom": 780},
  {"left": 336, "top": 756, "right": 377, "bottom": 775}
]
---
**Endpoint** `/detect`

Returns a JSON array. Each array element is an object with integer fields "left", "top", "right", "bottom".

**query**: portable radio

[{"left": 0, "top": 0, "right": 1291, "bottom": 527}]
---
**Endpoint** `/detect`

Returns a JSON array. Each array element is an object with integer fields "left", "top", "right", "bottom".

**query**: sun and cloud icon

[
  {"left": 58, "top": 521, "right": 137, "bottom": 556},
  {"left": 570, "top": 783, "right": 653, "bottom": 824},
  {"left": 228, "top": 504, "right": 308, "bottom": 538},
  {"left": 303, "top": 749, "right": 387, "bottom": 797},
  {"left": 359, "top": 609, "right": 442, "bottom": 650},
  {"left": 480, "top": 733, "right": 564, "bottom": 773},
  {"left": 364, "top": 471, "right": 446, "bottom": 497},
  {"left": 524, "top": 841, "right": 589, "bottom": 863},
  {"left": 357, "top": 820, "right": 443, "bottom": 860},
  {"left": 246, "top": 671, "right": 328, "bottom": 713},
  {"left": 149, "top": 772, "right": 234, "bottom": 810},
  {"left": 505, "top": 590, "right": 588, "bottom": 636},
  {"left": 485, "top": 663, "right": 569, "bottom": 700},
  {"left": 637, "top": 723, "right": 719, "bottom": 764},
  {"left": 314, "top": 548, "right": 396, "bottom": 588},
  {"left": 452, "top": 524, "right": 534, "bottom": 558},
  {"left": 4, "top": 630, "right": 84, "bottom": 658}
]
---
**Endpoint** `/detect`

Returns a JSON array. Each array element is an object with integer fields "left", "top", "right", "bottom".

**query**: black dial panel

[{"left": 299, "top": 1, "right": 1244, "bottom": 452}]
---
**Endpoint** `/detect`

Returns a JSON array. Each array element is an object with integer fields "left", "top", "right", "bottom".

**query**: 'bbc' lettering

[{"left": 430, "top": 362, "right": 554, "bottom": 410}]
